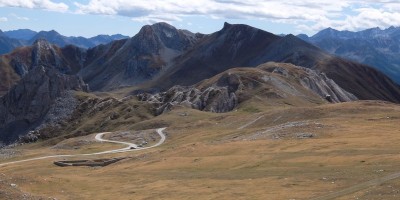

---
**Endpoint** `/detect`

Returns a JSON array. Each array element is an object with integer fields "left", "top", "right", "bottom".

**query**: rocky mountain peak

[
  {"left": 312, "top": 27, "right": 340, "bottom": 39},
  {"left": 215, "top": 22, "right": 278, "bottom": 48},
  {"left": 151, "top": 22, "right": 176, "bottom": 31},
  {"left": 32, "top": 38, "right": 52, "bottom": 49},
  {"left": 219, "top": 22, "right": 257, "bottom": 34},
  {"left": 32, "top": 30, "right": 62, "bottom": 41},
  {"left": 40, "top": 30, "right": 60, "bottom": 36},
  {"left": 222, "top": 22, "right": 232, "bottom": 30},
  {"left": 3, "top": 29, "right": 37, "bottom": 40},
  {"left": 134, "top": 22, "right": 197, "bottom": 52},
  {"left": 31, "top": 38, "right": 60, "bottom": 68}
]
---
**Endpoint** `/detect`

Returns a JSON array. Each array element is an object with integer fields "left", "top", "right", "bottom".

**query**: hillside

[
  {"left": 139, "top": 62, "right": 356, "bottom": 114},
  {"left": 29, "top": 30, "right": 129, "bottom": 49},
  {"left": 0, "top": 31, "right": 25, "bottom": 55},
  {"left": 80, "top": 22, "right": 203, "bottom": 90},
  {"left": 1, "top": 98, "right": 399, "bottom": 199}
]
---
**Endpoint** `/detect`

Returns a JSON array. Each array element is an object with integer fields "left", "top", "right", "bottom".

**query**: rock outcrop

[
  {"left": 0, "top": 66, "right": 88, "bottom": 144},
  {"left": 0, "top": 39, "right": 87, "bottom": 95},
  {"left": 299, "top": 68, "right": 357, "bottom": 102},
  {"left": 138, "top": 85, "right": 238, "bottom": 114},
  {"left": 138, "top": 62, "right": 357, "bottom": 114}
]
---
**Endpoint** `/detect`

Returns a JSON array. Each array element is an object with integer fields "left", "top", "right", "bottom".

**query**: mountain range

[
  {"left": 299, "top": 26, "right": 400, "bottom": 84},
  {"left": 0, "top": 29, "right": 129, "bottom": 54},
  {"left": 1, "top": 22, "right": 400, "bottom": 144}
]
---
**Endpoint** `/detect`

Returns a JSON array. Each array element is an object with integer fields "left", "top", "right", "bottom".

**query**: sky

[{"left": 0, "top": 0, "right": 400, "bottom": 37}]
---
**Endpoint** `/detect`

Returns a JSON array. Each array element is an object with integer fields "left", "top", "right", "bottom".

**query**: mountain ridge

[
  {"left": 300, "top": 26, "right": 400, "bottom": 84},
  {"left": 0, "top": 29, "right": 130, "bottom": 55},
  {"left": 1, "top": 22, "right": 400, "bottom": 143}
]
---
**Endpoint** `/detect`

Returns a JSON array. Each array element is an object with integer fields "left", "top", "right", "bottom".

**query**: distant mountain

[
  {"left": 89, "top": 34, "right": 129, "bottom": 46},
  {"left": 299, "top": 27, "right": 400, "bottom": 84},
  {"left": 4, "top": 29, "right": 37, "bottom": 40},
  {"left": 28, "top": 30, "right": 129, "bottom": 49},
  {"left": 0, "top": 30, "right": 25, "bottom": 55},
  {"left": 0, "top": 29, "right": 129, "bottom": 55}
]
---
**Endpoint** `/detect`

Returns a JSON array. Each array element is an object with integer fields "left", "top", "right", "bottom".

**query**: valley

[{"left": 1, "top": 99, "right": 400, "bottom": 199}]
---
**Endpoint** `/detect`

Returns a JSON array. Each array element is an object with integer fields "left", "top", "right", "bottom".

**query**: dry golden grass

[{"left": 1, "top": 100, "right": 400, "bottom": 199}]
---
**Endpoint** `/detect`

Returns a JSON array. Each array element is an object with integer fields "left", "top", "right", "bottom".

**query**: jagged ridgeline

[{"left": 1, "top": 22, "right": 400, "bottom": 144}]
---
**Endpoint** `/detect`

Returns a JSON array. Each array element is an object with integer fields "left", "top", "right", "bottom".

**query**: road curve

[{"left": 0, "top": 128, "right": 167, "bottom": 167}]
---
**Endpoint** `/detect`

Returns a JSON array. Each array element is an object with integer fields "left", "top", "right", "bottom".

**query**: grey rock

[
  {"left": 0, "top": 66, "right": 88, "bottom": 144},
  {"left": 19, "top": 131, "right": 39, "bottom": 143},
  {"left": 295, "top": 133, "right": 315, "bottom": 139},
  {"left": 35, "top": 91, "right": 79, "bottom": 130},
  {"left": 138, "top": 85, "right": 238, "bottom": 114},
  {"left": 299, "top": 68, "right": 358, "bottom": 102}
]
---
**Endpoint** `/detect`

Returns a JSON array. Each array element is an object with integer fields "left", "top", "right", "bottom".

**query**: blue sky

[{"left": 0, "top": 0, "right": 400, "bottom": 37}]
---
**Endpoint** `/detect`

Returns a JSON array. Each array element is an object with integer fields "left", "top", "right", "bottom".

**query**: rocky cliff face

[
  {"left": 0, "top": 39, "right": 87, "bottom": 95},
  {"left": 0, "top": 66, "right": 88, "bottom": 144},
  {"left": 138, "top": 62, "right": 357, "bottom": 114},
  {"left": 295, "top": 67, "right": 357, "bottom": 102},
  {"left": 138, "top": 85, "right": 238, "bottom": 114}
]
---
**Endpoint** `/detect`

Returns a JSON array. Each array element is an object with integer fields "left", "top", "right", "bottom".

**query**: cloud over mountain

[
  {"left": 0, "top": 0, "right": 68, "bottom": 12},
  {"left": 73, "top": 0, "right": 400, "bottom": 32},
  {"left": 2, "top": 0, "right": 400, "bottom": 33}
]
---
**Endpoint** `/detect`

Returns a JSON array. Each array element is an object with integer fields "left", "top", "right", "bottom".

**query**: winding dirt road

[{"left": 0, "top": 128, "right": 166, "bottom": 167}]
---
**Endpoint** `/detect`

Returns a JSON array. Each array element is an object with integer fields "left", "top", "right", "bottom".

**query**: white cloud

[
  {"left": 74, "top": 0, "right": 347, "bottom": 23},
  {"left": 0, "top": 0, "right": 69, "bottom": 12},
  {"left": 300, "top": 5, "right": 400, "bottom": 33},
  {"left": 0, "top": 17, "right": 7, "bottom": 22},
  {"left": 74, "top": 0, "right": 400, "bottom": 32},
  {"left": 2, "top": 0, "right": 397, "bottom": 33}
]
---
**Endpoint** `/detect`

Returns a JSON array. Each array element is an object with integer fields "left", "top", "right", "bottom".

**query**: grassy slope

[{"left": 0, "top": 100, "right": 400, "bottom": 199}]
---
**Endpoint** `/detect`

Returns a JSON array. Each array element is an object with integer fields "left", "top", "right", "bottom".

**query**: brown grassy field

[{"left": 1, "top": 100, "right": 400, "bottom": 200}]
